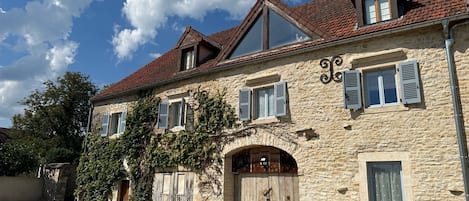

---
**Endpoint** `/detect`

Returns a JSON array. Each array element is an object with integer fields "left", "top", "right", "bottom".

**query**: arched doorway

[{"left": 231, "top": 146, "right": 299, "bottom": 201}]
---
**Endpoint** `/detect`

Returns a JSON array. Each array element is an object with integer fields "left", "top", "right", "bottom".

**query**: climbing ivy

[
  {"left": 75, "top": 88, "right": 238, "bottom": 201},
  {"left": 74, "top": 132, "right": 125, "bottom": 200}
]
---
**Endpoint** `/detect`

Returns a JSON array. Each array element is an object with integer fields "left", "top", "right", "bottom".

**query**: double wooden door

[
  {"left": 235, "top": 173, "right": 298, "bottom": 201},
  {"left": 153, "top": 172, "right": 194, "bottom": 201}
]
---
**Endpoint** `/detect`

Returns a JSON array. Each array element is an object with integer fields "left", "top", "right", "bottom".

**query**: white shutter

[
  {"left": 118, "top": 110, "right": 127, "bottom": 134},
  {"left": 239, "top": 89, "right": 251, "bottom": 121},
  {"left": 100, "top": 114, "right": 109, "bottom": 137},
  {"left": 399, "top": 60, "right": 421, "bottom": 104},
  {"left": 158, "top": 102, "right": 169, "bottom": 129},
  {"left": 343, "top": 70, "right": 362, "bottom": 109},
  {"left": 180, "top": 98, "right": 186, "bottom": 126},
  {"left": 274, "top": 81, "right": 287, "bottom": 117}
]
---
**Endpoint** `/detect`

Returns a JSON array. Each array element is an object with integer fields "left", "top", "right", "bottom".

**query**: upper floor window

[
  {"left": 356, "top": 0, "right": 400, "bottom": 25},
  {"left": 181, "top": 48, "right": 195, "bottom": 70},
  {"left": 343, "top": 60, "right": 421, "bottom": 109},
  {"left": 239, "top": 81, "right": 287, "bottom": 121},
  {"left": 365, "top": 0, "right": 391, "bottom": 24},
  {"left": 364, "top": 67, "right": 398, "bottom": 107},
  {"left": 157, "top": 98, "right": 190, "bottom": 130},
  {"left": 229, "top": 8, "right": 310, "bottom": 59},
  {"left": 100, "top": 111, "right": 127, "bottom": 137},
  {"left": 254, "top": 87, "right": 275, "bottom": 119}
]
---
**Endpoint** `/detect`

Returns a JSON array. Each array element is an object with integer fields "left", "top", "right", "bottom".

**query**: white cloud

[
  {"left": 0, "top": 0, "right": 93, "bottom": 126},
  {"left": 148, "top": 53, "right": 162, "bottom": 59},
  {"left": 112, "top": 0, "right": 255, "bottom": 60}
]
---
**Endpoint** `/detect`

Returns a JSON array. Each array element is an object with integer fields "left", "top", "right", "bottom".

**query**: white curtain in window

[
  {"left": 370, "top": 163, "right": 403, "bottom": 201},
  {"left": 365, "top": 0, "right": 376, "bottom": 24}
]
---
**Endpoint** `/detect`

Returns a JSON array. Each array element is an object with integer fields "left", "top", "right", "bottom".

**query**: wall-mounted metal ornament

[{"left": 320, "top": 56, "right": 343, "bottom": 84}]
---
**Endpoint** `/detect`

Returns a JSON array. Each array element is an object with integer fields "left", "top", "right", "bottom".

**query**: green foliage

[
  {"left": 0, "top": 142, "right": 39, "bottom": 176},
  {"left": 44, "top": 147, "right": 78, "bottom": 164},
  {"left": 12, "top": 72, "right": 98, "bottom": 164},
  {"left": 75, "top": 88, "right": 238, "bottom": 201},
  {"left": 75, "top": 133, "right": 125, "bottom": 200}
]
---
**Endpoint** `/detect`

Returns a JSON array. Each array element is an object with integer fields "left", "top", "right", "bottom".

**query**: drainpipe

[
  {"left": 84, "top": 100, "right": 94, "bottom": 153},
  {"left": 443, "top": 19, "right": 469, "bottom": 201}
]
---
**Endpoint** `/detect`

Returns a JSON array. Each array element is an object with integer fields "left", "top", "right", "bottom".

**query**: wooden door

[
  {"left": 119, "top": 180, "right": 130, "bottom": 201},
  {"left": 235, "top": 173, "right": 298, "bottom": 201},
  {"left": 153, "top": 172, "right": 194, "bottom": 201}
]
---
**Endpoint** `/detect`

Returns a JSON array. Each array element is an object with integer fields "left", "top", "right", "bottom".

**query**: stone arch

[{"left": 222, "top": 132, "right": 300, "bottom": 201}]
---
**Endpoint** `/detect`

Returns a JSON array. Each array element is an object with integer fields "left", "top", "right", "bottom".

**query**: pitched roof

[
  {"left": 0, "top": 128, "right": 10, "bottom": 143},
  {"left": 93, "top": 0, "right": 467, "bottom": 101}
]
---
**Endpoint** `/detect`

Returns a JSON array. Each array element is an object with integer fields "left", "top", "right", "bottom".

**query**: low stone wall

[{"left": 0, "top": 176, "right": 43, "bottom": 201}]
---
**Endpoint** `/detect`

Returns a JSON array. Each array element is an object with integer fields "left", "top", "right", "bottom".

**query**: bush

[
  {"left": 0, "top": 143, "right": 39, "bottom": 176},
  {"left": 45, "top": 147, "right": 77, "bottom": 163}
]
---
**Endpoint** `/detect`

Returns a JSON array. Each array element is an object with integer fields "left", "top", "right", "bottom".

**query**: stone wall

[{"left": 93, "top": 23, "right": 468, "bottom": 201}]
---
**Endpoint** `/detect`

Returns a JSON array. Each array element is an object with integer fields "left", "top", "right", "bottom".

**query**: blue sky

[{"left": 0, "top": 0, "right": 308, "bottom": 128}]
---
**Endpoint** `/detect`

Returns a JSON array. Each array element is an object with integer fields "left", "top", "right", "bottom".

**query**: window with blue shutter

[
  {"left": 118, "top": 110, "right": 127, "bottom": 134},
  {"left": 100, "top": 114, "right": 109, "bottom": 137},
  {"left": 239, "top": 89, "right": 251, "bottom": 121},
  {"left": 343, "top": 70, "right": 363, "bottom": 109},
  {"left": 399, "top": 60, "right": 421, "bottom": 104},
  {"left": 274, "top": 81, "right": 287, "bottom": 117},
  {"left": 158, "top": 102, "right": 169, "bottom": 129}
]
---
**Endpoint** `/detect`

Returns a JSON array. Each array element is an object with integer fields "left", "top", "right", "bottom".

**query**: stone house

[{"left": 90, "top": 0, "right": 469, "bottom": 200}]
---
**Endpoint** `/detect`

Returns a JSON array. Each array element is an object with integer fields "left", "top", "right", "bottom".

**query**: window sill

[
  {"left": 362, "top": 104, "right": 409, "bottom": 114},
  {"left": 170, "top": 126, "right": 185, "bottom": 132},
  {"left": 109, "top": 133, "right": 123, "bottom": 140},
  {"left": 251, "top": 117, "right": 280, "bottom": 125}
]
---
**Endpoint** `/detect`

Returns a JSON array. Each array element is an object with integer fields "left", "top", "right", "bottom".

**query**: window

[
  {"left": 157, "top": 98, "right": 187, "bottom": 129},
  {"left": 358, "top": 152, "right": 412, "bottom": 201},
  {"left": 153, "top": 172, "right": 194, "bottom": 201},
  {"left": 356, "top": 0, "right": 399, "bottom": 25},
  {"left": 254, "top": 87, "right": 275, "bottom": 119},
  {"left": 365, "top": 0, "right": 391, "bottom": 24},
  {"left": 229, "top": 8, "right": 310, "bottom": 59},
  {"left": 367, "top": 162, "right": 404, "bottom": 201},
  {"left": 182, "top": 48, "right": 195, "bottom": 70},
  {"left": 364, "top": 67, "right": 398, "bottom": 107},
  {"left": 343, "top": 60, "right": 421, "bottom": 109},
  {"left": 100, "top": 111, "right": 127, "bottom": 137},
  {"left": 239, "top": 81, "right": 287, "bottom": 121}
]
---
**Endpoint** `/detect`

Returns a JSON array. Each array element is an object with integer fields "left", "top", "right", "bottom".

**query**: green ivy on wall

[{"left": 75, "top": 88, "right": 239, "bottom": 201}]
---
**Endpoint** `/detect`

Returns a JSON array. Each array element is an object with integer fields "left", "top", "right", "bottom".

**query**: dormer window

[
  {"left": 356, "top": 0, "right": 400, "bottom": 26},
  {"left": 182, "top": 47, "right": 195, "bottom": 70},
  {"left": 229, "top": 8, "right": 311, "bottom": 59}
]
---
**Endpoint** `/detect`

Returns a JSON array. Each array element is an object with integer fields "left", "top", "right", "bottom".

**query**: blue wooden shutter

[
  {"left": 343, "top": 70, "right": 362, "bottom": 109},
  {"left": 274, "top": 81, "right": 287, "bottom": 117},
  {"left": 100, "top": 114, "right": 109, "bottom": 137},
  {"left": 118, "top": 110, "right": 127, "bottom": 134},
  {"left": 158, "top": 102, "right": 169, "bottom": 129},
  {"left": 239, "top": 89, "right": 251, "bottom": 121},
  {"left": 399, "top": 60, "right": 421, "bottom": 104}
]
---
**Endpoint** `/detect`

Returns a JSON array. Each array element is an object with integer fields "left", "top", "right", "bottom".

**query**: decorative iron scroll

[{"left": 320, "top": 56, "right": 343, "bottom": 84}]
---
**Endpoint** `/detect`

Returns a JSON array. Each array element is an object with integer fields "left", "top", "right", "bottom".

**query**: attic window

[
  {"left": 356, "top": 0, "right": 400, "bottom": 25},
  {"left": 229, "top": 8, "right": 310, "bottom": 59},
  {"left": 181, "top": 47, "right": 196, "bottom": 71}
]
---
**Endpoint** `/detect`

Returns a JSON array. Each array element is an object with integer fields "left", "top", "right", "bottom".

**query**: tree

[{"left": 12, "top": 72, "right": 98, "bottom": 165}]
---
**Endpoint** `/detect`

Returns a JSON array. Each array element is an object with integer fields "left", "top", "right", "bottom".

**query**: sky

[{"left": 0, "top": 0, "right": 308, "bottom": 128}]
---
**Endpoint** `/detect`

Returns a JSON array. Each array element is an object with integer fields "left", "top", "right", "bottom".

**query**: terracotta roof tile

[{"left": 94, "top": 0, "right": 467, "bottom": 101}]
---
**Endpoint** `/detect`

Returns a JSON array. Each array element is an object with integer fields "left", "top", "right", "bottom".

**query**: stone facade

[{"left": 92, "top": 22, "right": 469, "bottom": 201}]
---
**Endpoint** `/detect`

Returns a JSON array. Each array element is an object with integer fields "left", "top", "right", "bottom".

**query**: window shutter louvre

[
  {"left": 399, "top": 60, "right": 421, "bottom": 104},
  {"left": 152, "top": 173, "right": 164, "bottom": 201},
  {"left": 158, "top": 102, "right": 169, "bottom": 129},
  {"left": 100, "top": 114, "right": 110, "bottom": 137},
  {"left": 185, "top": 173, "right": 194, "bottom": 199},
  {"left": 274, "top": 81, "right": 287, "bottom": 117},
  {"left": 239, "top": 89, "right": 251, "bottom": 121},
  {"left": 119, "top": 110, "right": 127, "bottom": 134},
  {"left": 343, "top": 70, "right": 362, "bottom": 109}
]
